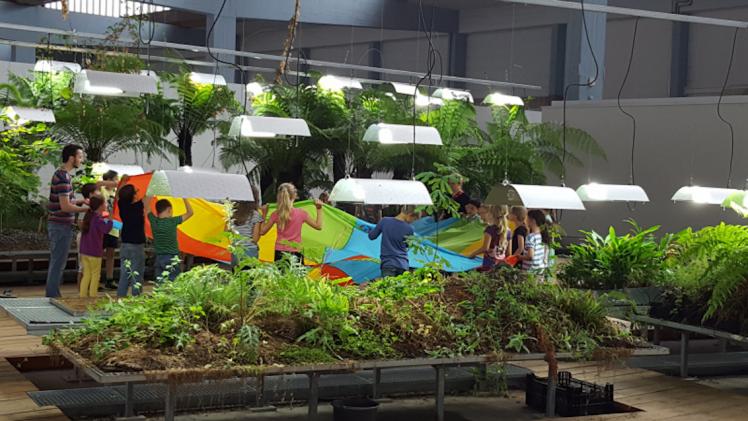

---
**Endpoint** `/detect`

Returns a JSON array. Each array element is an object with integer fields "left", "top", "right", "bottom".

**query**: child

[
  {"left": 470, "top": 205, "right": 509, "bottom": 270},
  {"left": 101, "top": 170, "right": 119, "bottom": 290},
  {"left": 260, "top": 183, "right": 323, "bottom": 262},
  {"left": 148, "top": 198, "right": 193, "bottom": 282},
  {"left": 507, "top": 206, "right": 528, "bottom": 266},
  {"left": 449, "top": 177, "right": 472, "bottom": 214},
  {"left": 464, "top": 199, "right": 482, "bottom": 222},
  {"left": 78, "top": 196, "right": 113, "bottom": 297},
  {"left": 233, "top": 186, "right": 262, "bottom": 261},
  {"left": 520, "top": 209, "right": 549, "bottom": 274},
  {"left": 116, "top": 181, "right": 147, "bottom": 297},
  {"left": 367, "top": 205, "right": 421, "bottom": 278},
  {"left": 76, "top": 183, "right": 101, "bottom": 287}
]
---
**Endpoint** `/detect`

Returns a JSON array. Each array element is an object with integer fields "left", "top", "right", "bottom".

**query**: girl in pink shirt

[{"left": 260, "top": 183, "right": 323, "bottom": 262}]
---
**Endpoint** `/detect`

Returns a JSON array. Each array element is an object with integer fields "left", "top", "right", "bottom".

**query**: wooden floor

[
  {"left": 516, "top": 359, "right": 748, "bottom": 420},
  {"left": 2, "top": 284, "right": 748, "bottom": 421}
]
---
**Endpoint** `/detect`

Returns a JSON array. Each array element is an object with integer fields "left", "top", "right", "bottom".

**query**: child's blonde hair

[
  {"left": 490, "top": 205, "right": 509, "bottom": 251},
  {"left": 276, "top": 183, "right": 297, "bottom": 230}
]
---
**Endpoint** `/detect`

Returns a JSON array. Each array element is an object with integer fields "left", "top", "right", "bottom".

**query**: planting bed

[{"left": 51, "top": 296, "right": 109, "bottom": 316}]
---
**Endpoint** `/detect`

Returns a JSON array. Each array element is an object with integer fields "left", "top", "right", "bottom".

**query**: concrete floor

[{"left": 155, "top": 394, "right": 545, "bottom": 421}]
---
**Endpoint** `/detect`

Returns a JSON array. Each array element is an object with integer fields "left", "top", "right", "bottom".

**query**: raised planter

[{"left": 526, "top": 371, "right": 614, "bottom": 417}]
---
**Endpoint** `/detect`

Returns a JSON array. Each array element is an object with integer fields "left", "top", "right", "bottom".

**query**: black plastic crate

[{"left": 526, "top": 371, "right": 614, "bottom": 417}]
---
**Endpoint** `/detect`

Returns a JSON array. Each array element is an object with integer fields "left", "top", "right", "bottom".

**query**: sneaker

[{"left": 104, "top": 281, "right": 118, "bottom": 291}]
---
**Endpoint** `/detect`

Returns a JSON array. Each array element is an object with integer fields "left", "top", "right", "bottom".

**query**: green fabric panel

[{"left": 426, "top": 219, "right": 485, "bottom": 253}]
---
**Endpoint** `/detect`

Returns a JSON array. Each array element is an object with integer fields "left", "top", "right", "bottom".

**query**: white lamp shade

[
  {"left": 484, "top": 92, "right": 524, "bottom": 107},
  {"left": 229, "top": 115, "right": 311, "bottom": 138},
  {"left": 147, "top": 170, "right": 253, "bottom": 201},
  {"left": 486, "top": 184, "right": 586, "bottom": 210},
  {"left": 576, "top": 183, "right": 649, "bottom": 202},
  {"left": 318, "top": 75, "right": 362, "bottom": 91},
  {"left": 362, "top": 123, "right": 443, "bottom": 146},
  {"left": 140, "top": 70, "right": 160, "bottom": 81},
  {"left": 330, "top": 177, "right": 433, "bottom": 205},
  {"left": 178, "top": 166, "right": 219, "bottom": 174},
  {"left": 34, "top": 60, "right": 81, "bottom": 73},
  {"left": 415, "top": 93, "right": 444, "bottom": 108},
  {"left": 433, "top": 88, "right": 474, "bottom": 103},
  {"left": 1, "top": 106, "right": 55, "bottom": 125},
  {"left": 671, "top": 186, "right": 740, "bottom": 205},
  {"left": 189, "top": 72, "right": 227, "bottom": 86},
  {"left": 74, "top": 70, "right": 158, "bottom": 97},
  {"left": 246, "top": 82, "right": 265, "bottom": 96},
  {"left": 91, "top": 163, "right": 144, "bottom": 177},
  {"left": 387, "top": 82, "right": 419, "bottom": 96}
]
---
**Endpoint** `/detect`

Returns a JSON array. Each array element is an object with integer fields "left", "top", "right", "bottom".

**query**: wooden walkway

[{"left": 516, "top": 359, "right": 748, "bottom": 420}]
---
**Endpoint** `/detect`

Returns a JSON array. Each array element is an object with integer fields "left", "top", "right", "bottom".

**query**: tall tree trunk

[
  {"left": 274, "top": 0, "right": 302, "bottom": 84},
  {"left": 177, "top": 129, "right": 193, "bottom": 166}
]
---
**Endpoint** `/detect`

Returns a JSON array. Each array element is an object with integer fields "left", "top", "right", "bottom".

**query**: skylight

[{"left": 44, "top": 0, "right": 169, "bottom": 18}]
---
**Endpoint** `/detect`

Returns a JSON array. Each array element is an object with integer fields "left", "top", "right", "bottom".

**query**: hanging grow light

[
  {"left": 671, "top": 186, "right": 739, "bottom": 205},
  {"left": 33, "top": 60, "right": 81, "bottom": 73},
  {"left": 246, "top": 82, "right": 265, "bottom": 97},
  {"left": 484, "top": 92, "right": 524, "bottom": 107},
  {"left": 229, "top": 115, "right": 311, "bottom": 138},
  {"left": 74, "top": 70, "right": 158, "bottom": 97},
  {"left": 485, "top": 183, "right": 585, "bottom": 210},
  {"left": 318, "top": 75, "right": 363, "bottom": 91},
  {"left": 415, "top": 93, "right": 443, "bottom": 108},
  {"left": 362, "top": 123, "right": 442, "bottom": 146},
  {"left": 140, "top": 69, "right": 159, "bottom": 81},
  {"left": 91, "top": 163, "right": 144, "bottom": 177},
  {"left": 146, "top": 170, "right": 253, "bottom": 201},
  {"left": 189, "top": 72, "right": 227, "bottom": 86},
  {"left": 329, "top": 177, "right": 433, "bottom": 205},
  {"left": 723, "top": 190, "right": 748, "bottom": 216},
  {"left": 576, "top": 183, "right": 649, "bottom": 202},
  {"left": 1, "top": 106, "right": 55, "bottom": 125},
  {"left": 433, "top": 88, "right": 474, "bottom": 103},
  {"left": 387, "top": 82, "right": 419, "bottom": 96}
]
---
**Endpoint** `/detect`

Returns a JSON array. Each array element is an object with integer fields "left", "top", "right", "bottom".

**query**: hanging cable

[
  {"left": 561, "top": 0, "right": 599, "bottom": 185},
  {"left": 206, "top": 0, "right": 247, "bottom": 111},
  {"left": 617, "top": 17, "right": 640, "bottom": 186},
  {"left": 717, "top": 27, "right": 739, "bottom": 189}
]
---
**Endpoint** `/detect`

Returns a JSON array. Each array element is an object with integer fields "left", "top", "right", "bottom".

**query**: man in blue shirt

[{"left": 367, "top": 205, "right": 420, "bottom": 278}]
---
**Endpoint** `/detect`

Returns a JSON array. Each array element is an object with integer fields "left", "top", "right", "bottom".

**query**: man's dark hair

[
  {"left": 155, "top": 199, "right": 172, "bottom": 215},
  {"left": 468, "top": 199, "right": 482, "bottom": 208},
  {"left": 118, "top": 184, "right": 136, "bottom": 204},
  {"left": 61, "top": 144, "right": 83, "bottom": 163},
  {"left": 102, "top": 170, "right": 118, "bottom": 181},
  {"left": 80, "top": 183, "right": 98, "bottom": 199}
]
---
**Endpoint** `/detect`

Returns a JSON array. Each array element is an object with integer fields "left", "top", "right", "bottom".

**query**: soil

[
  {"left": 0, "top": 228, "right": 48, "bottom": 251},
  {"left": 51, "top": 297, "right": 109, "bottom": 316}
]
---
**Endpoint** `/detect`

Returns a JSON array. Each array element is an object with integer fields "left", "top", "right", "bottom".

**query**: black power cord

[
  {"left": 617, "top": 17, "right": 640, "bottom": 186},
  {"left": 717, "top": 28, "right": 740, "bottom": 189}
]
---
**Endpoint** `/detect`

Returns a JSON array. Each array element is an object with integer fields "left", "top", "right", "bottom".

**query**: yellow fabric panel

[
  {"left": 157, "top": 197, "right": 230, "bottom": 248},
  {"left": 258, "top": 226, "right": 277, "bottom": 262}
]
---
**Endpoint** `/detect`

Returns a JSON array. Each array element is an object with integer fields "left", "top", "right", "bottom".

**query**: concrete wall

[{"left": 542, "top": 97, "right": 748, "bottom": 237}]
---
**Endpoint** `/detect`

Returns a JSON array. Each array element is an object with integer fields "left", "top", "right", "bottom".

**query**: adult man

[
  {"left": 367, "top": 205, "right": 420, "bottom": 278},
  {"left": 45, "top": 145, "right": 89, "bottom": 298},
  {"left": 450, "top": 178, "right": 472, "bottom": 214}
]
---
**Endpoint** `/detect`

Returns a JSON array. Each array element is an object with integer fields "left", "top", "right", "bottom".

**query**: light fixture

[
  {"left": 671, "top": 186, "right": 740, "bottom": 205},
  {"left": 433, "top": 88, "right": 474, "bottom": 103},
  {"left": 91, "top": 163, "right": 144, "bottom": 177},
  {"left": 147, "top": 170, "right": 253, "bottom": 201},
  {"left": 387, "top": 82, "right": 419, "bottom": 96},
  {"left": 485, "top": 183, "right": 585, "bottom": 210},
  {"left": 189, "top": 72, "right": 227, "bottom": 86},
  {"left": 33, "top": 60, "right": 81, "bottom": 73},
  {"left": 329, "top": 177, "right": 433, "bottom": 205},
  {"left": 723, "top": 190, "right": 748, "bottom": 216},
  {"left": 229, "top": 115, "right": 311, "bottom": 138},
  {"left": 318, "top": 75, "right": 363, "bottom": 91},
  {"left": 415, "top": 93, "right": 443, "bottom": 108},
  {"left": 140, "top": 70, "right": 159, "bottom": 81},
  {"left": 484, "top": 92, "right": 524, "bottom": 107},
  {"left": 576, "top": 183, "right": 649, "bottom": 202},
  {"left": 246, "top": 82, "right": 265, "bottom": 97},
  {"left": 74, "top": 70, "right": 158, "bottom": 97},
  {"left": 362, "top": 123, "right": 443, "bottom": 146},
  {"left": 1, "top": 106, "right": 55, "bottom": 125}
]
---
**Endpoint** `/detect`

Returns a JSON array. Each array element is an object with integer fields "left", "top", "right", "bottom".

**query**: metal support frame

[
  {"left": 307, "top": 373, "right": 319, "bottom": 420},
  {"left": 367, "top": 41, "right": 382, "bottom": 81},
  {"left": 165, "top": 382, "right": 177, "bottom": 421},
  {"left": 564, "top": 0, "right": 607, "bottom": 100},
  {"left": 680, "top": 332, "right": 690, "bottom": 378},
  {"left": 372, "top": 368, "right": 382, "bottom": 399},
  {"left": 670, "top": 21, "right": 690, "bottom": 97},
  {"left": 124, "top": 382, "right": 134, "bottom": 417},
  {"left": 545, "top": 365, "right": 556, "bottom": 417},
  {"left": 435, "top": 365, "right": 445, "bottom": 421}
]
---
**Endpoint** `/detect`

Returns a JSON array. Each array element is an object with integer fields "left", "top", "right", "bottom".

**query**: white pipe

[{"left": 502, "top": 0, "right": 748, "bottom": 28}]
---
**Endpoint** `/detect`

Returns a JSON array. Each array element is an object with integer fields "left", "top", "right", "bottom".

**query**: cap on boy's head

[
  {"left": 155, "top": 199, "right": 172, "bottom": 215},
  {"left": 102, "top": 170, "right": 118, "bottom": 181},
  {"left": 80, "top": 183, "right": 98, "bottom": 199}
]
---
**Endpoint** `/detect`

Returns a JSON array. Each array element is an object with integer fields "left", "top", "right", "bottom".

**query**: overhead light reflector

[
  {"left": 433, "top": 88, "right": 474, "bottom": 103},
  {"left": 74, "top": 70, "right": 158, "bottom": 97},
  {"left": 318, "top": 75, "right": 363, "bottom": 91},
  {"left": 1, "top": 106, "right": 55, "bottom": 125},
  {"left": 484, "top": 92, "right": 524, "bottom": 107},
  {"left": 387, "top": 82, "right": 419, "bottom": 96},
  {"left": 576, "top": 183, "right": 649, "bottom": 202},
  {"left": 189, "top": 72, "right": 227, "bottom": 86},
  {"left": 91, "top": 163, "right": 144, "bottom": 177},
  {"left": 415, "top": 93, "right": 443, "bottom": 108},
  {"left": 485, "top": 183, "right": 585, "bottom": 210},
  {"left": 362, "top": 123, "right": 442, "bottom": 146},
  {"left": 329, "top": 177, "right": 433, "bottom": 205},
  {"left": 229, "top": 115, "right": 311, "bottom": 138},
  {"left": 147, "top": 170, "right": 253, "bottom": 201},
  {"left": 33, "top": 60, "right": 81, "bottom": 73},
  {"left": 246, "top": 82, "right": 265, "bottom": 97},
  {"left": 671, "top": 186, "right": 740, "bottom": 205}
]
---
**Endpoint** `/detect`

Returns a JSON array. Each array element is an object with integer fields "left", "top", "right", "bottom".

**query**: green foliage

[
  {"left": 415, "top": 163, "right": 463, "bottom": 218},
  {"left": 559, "top": 220, "right": 672, "bottom": 290},
  {"left": 1, "top": 71, "right": 73, "bottom": 109},
  {"left": 0, "top": 117, "right": 59, "bottom": 227},
  {"left": 665, "top": 223, "right": 748, "bottom": 321}
]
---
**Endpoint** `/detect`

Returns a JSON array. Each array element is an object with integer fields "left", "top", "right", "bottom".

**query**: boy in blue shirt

[{"left": 367, "top": 205, "right": 421, "bottom": 278}]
